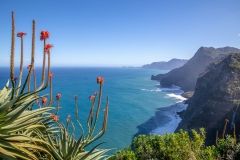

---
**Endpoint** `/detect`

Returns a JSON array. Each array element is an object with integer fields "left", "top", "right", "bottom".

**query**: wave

[
  {"left": 151, "top": 102, "right": 188, "bottom": 135},
  {"left": 166, "top": 93, "right": 186, "bottom": 102},
  {"left": 141, "top": 88, "right": 161, "bottom": 92},
  {"left": 150, "top": 85, "right": 188, "bottom": 135}
]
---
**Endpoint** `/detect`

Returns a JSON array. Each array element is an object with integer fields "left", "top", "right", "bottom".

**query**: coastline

[{"left": 133, "top": 85, "right": 188, "bottom": 138}]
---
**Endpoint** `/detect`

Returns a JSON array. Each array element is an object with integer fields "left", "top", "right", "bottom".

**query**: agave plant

[
  {"left": 36, "top": 76, "right": 110, "bottom": 160},
  {"left": 0, "top": 11, "right": 110, "bottom": 160}
]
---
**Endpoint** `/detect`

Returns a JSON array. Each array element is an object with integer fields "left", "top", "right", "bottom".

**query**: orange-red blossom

[
  {"left": 73, "top": 95, "right": 77, "bottom": 99},
  {"left": 89, "top": 95, "right": 95, "bottom": 100},
  {"left": 44, "top": 44, "right": 53, "bottom": 53},
  {"left": 97, "top": 76, "right": 104, "bottom": 84},
  {"left": 27, "top": 65, "right": 32, "bottom": 69},
  {"left": 56, "top": 94, "right": 61, "bottom": 100},
  {"left": 17, "top": 32, "right": 27, "bottom": 37},
  {"left": 40, "top": 30, "right": 50, "bottom": 40},
  {"left": 53, "top": 116, "right": 59, "bottom": 122},
  {"left": 42, "top": 97, "right": 47, "bottom": 105},
  {"left": 49, "top": 113, "right": 59, "bottom": 122},
  {"left": 49, "top": 73, "right": 54, "bottom": 78}
]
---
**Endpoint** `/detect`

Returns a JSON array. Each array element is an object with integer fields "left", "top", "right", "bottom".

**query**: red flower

[
  {"left": 44, "top": 44, "right": 53, "bottom": 53},
  {"left": 56, "top": 94, "right": 61, "bottom": 100},
  {"left": 89, "top": 95, "right": 95, "bottom": 100},
  {"left": 40, "top": 30, "right": 50, "bottom": 40},
  {"left": 17, "top": 32, "right": 27, "bottom": 37},
  {"left": 53, "top": 116, "right": 59, "bottom": 122},
  {"left": 73, "top": 95, "right": 77, "bottom": 99},
  {"left": 49, "top": 73, "right": 54, "bottom": 78},
  {"left": 13, "top": 78, "right": 18, "bottom": 81},
  {"left": 42, "top": 97, "right": 47, "bottom": 105},
  {"left": 97, "top": 76, "right": 104, "bottom": 84},
  {"left": 27, "top": 65, "right": 32, "bottom": 69},
  {"left": 50, "top": 113, "right": 55, "bottom": 117}
]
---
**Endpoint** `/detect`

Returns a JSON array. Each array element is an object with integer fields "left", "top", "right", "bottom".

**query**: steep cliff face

[
  {"left": 142, "top": 58, "right": 188, "bottom": 70},
  {"left": 175, "top": 53, "right": 240, "bottom": 145},
  {"left": 151, "top": 47, "right": 240, "bottom": 91}
]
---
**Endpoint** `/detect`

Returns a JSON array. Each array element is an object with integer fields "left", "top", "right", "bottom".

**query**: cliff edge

[{"left": 175, "top": 53, "right": 240, "bottom": 145}]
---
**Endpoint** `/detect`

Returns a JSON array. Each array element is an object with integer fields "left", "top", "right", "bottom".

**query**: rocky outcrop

[
  {"left": 142, "top": 58, "right": 188, "bottom": 70},
  {"left": 175, "top": 53, "right": 240, "bottom": 145},
  {"left": 151, "top": 47, "right": 240, "bottom": 91}
]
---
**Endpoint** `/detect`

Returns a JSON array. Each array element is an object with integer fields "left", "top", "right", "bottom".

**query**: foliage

[
  {"left": 108, "top": 147, "right": 137, "bottom": 160},
  {"left": 109, "top": 129, "right": 240, "bottom": 160},
  {"left": 0, "top": 11, "right": 109, "bottom": 159}
]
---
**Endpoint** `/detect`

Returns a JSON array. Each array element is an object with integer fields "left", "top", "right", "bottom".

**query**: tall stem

[
  {"left": 50, "top": 77, "right": 52, "bottom": 103},
  {"left": 48, "top": 51, "right": 52, "bottom": 102},
  {"left": 34, "top": 70, "right": 36, "bottom": 91},
  {"left": 37, "top": 39, "right": 46, "bottom": 90},
  {"left": 17, "top": 36, "right": 24, "bottom": 95},
  {"left": 10, "top": 11, "right": 15, "bottom": 99},
  {"left": 28, "top": 74, "right": 31, "bottom": 92}
]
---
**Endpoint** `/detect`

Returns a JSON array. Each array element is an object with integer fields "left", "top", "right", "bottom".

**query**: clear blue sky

[{"left": 1, "top": 0, "right": 240, "bottom": 67}]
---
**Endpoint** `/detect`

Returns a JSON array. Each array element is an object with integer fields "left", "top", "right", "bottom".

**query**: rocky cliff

[
  {"left": 142, "top": 58, "right": 188, "bottom": 70},
  {"left": 151, "top": 47, "right": 240, "bottom": 91},
  {"left": 175, "top": 53, "right": 240, "bottom": 145}
]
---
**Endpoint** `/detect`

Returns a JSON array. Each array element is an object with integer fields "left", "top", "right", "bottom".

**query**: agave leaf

[
  {"left": 0, "top": 98, "right": 36, "bottom": 127},
  {"left": 47, "top": 133, "right": 64, "bottom": 160},
  {"left": 65, "top": 134, "right": 83, "bottom": 159},
  {"left": 0, "top": 95, "right": 21, "bottom": 118},
  {"left": 26, "top": 124, "right": 46, "bottom": 129},
  {"left": 10, "top": 143, "right": 38, "bottom": 160},
  {"left": 2, "top": 116, "right": 43, "bottom": 129},
  {"left": 84, "top": 149, "right": 111, "bottom": 160},
  {"left": 74, "top": 142, "right": 104, "bottom": 160},
  {"left": 7, "top": 148, "right": 34, "bottom": 160},
  {"left": 0, "top": 80, "right": 9, "bottom": 95},
  {"left": 62, "top": 128, "right": 68, "bottom": 157},
  {"left": 0, "top": 83, "right": 11, "bottom": 106},
  {"left": 0, "top": 153, "right": 17, "bottom": 160},
  {"left": 1, "top": 117, "right": 43, "bottom": 133},
  {"left": 15, "top": 107, "right": 54, "bottom": 122},
  {"left": 0, "top": 146, "right": 16, "bottom": 159},
  {"left": 14, "top": 143, "right": 53, "bottom": 159}
]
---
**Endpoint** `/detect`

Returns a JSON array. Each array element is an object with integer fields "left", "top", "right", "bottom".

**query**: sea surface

[{"left": 0, "top": 67, "right": 187, "bottom": 154}]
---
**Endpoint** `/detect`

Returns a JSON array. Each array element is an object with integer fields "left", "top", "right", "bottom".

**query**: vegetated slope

[
  {"left": 151, "top": 47, "right": 240, "bottom": 91},
  {"left": 142, "top": 58, "right": 188, "bottom": 70},
  {"left": 175, "top": 53, "right": 240, "bottom": 145}
]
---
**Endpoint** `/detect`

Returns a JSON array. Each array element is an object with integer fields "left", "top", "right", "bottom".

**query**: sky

[{"left": 1, "top": 0, "right": 240, "bottom": 67}]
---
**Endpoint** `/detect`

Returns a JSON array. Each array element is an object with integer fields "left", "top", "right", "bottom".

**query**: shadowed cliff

[{"left": 175, "top": 53, "right": 240, "bottom": 146}]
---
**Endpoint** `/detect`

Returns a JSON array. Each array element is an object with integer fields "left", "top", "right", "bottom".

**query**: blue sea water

[{"left": 0, "top": 67, "right": 187, "bottom": 154}]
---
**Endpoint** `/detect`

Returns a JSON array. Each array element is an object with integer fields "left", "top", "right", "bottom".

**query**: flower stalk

[{"left": 10, "top": 11, "right": 15, "bottom": 99}]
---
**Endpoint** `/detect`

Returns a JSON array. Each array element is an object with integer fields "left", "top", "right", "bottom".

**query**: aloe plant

[{"left": 0, "top": 11, "right": 110, "bottom": 159}]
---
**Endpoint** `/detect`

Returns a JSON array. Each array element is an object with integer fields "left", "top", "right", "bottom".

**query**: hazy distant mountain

[
  {"left": 151, "top": 47, "right": 240, "bottom": 91},
  {"left": 142, "top": 58, "right": 188, "bottom": 70}
]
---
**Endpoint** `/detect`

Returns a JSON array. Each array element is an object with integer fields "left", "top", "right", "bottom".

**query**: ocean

[{"left": 0, "top": 67, "right": 187, "bottom": 154}]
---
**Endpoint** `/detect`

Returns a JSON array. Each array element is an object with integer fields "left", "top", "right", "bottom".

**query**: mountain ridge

[
  {"left": 142, "top": 58, "right": 188, "bottom": 70},
  {"left": 151, "top": 46, "right": 240, "bottom": 91}
]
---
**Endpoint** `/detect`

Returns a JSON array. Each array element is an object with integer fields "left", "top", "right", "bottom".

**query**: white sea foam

[
  {"left": 166, "top": 93, "right": 186, "bottom": 101},
  {"left": 151, "top": 102, "right": 188, "bottom": 135},
  {"left": 150, "top": 84, "right": 188, "bottom": 135},
  {"left": 141, "top": 88, "right": 162, "bottom": 92}
]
